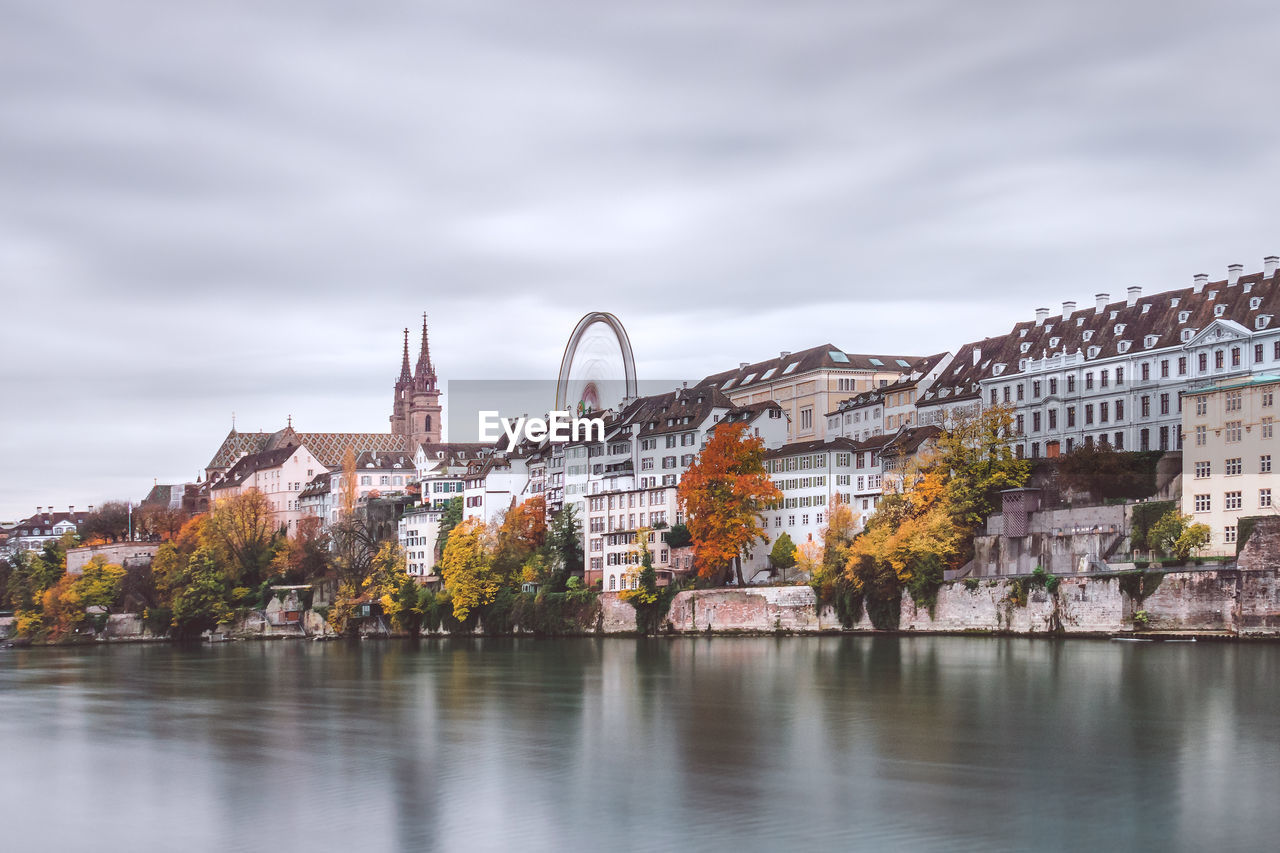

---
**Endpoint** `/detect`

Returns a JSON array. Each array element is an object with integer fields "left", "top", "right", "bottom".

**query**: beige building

[
  {"left": 1181, "top": 374, "right": 1280, "bottom": 556},
  {"left": 211, "top": 443, "right": 322, "bottom": 534},
  {"left": 697, "top": 344, "right": 923, "bottom": 443}
]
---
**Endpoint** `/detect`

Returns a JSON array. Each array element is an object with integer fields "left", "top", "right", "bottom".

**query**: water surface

[{"left": 2, "top": 637, "right": 1277, "bottom": 852}]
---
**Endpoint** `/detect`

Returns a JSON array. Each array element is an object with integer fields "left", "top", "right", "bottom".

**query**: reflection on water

[{"left": 2, "top": 637, "right": 1279, "bottom": 852}]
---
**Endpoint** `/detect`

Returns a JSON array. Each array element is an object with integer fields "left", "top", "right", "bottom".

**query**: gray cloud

[{"left": 2, "top": 0, "right": 1280, "bottom": 517}]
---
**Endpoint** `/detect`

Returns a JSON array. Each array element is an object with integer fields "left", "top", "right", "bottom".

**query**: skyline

[{"left": 4, "top": 0, "right": 1280, "bottom": 519}]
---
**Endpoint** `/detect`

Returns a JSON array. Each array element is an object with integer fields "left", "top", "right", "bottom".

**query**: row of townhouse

[{"left": 907, "top": 258, "right": 1280, "bottom": 458}]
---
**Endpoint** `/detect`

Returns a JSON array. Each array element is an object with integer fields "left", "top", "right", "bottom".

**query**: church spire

[
  {"left": 415, "top": 313, "right": 434, "bottom": 378},
  {"left": 398, "top": 328, "right": 412, "bottom": 384}
]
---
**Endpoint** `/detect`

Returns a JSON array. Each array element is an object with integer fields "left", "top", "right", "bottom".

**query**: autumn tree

[
  {"left": 42, "top": 556, "right": 125, "bottom": 639},
  {"left": 134, "top": 503, "right": 190, "bottom": 541},
  {"left": 1149, "top": 510, "right": 1212, "bottom": 561},
  {"left": 81, "top": 501, "right": 131, "bottom": 543},
  {"left": 439, "top": 517, "right": 498, "bottom": 621},
  {"left": 327, "top": 541, "right": 412, "bottom": 636},
  {"left": 206, "top": 489, "right": 278, "bottom": 586},
  {"left": 270, "top": 515, "right": 332, "bottom": 582},
  {"left": 935, "top": 405, "right": 1032, "bottom": 550},
  {"left": 492, "top": 496, "right": 547, "bottom": 586},
  {"left": 677, "top": 422, "right": 782, "bottom": 586}
]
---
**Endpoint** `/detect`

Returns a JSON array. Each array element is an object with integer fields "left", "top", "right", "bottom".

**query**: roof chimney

[
  {"left": 1193, "top": 273, "right": 1208, "bottom": 294},
  {"left": 972, "top": 347, "right": 982, "bottom": 366},
  {"left": 1126, "top": 286, "right": 1142, "bottom": 306},
  {"left": 739, "top": 362, "right": 749, "bottom": 369},
  {"left": 1061, "top": 300, "right": 1076, "bottom": 319},
  {"left": 36, "top": 506, "right": 42, "bottom": 515},
  {"left": 780, "top": 351, "right": 790, "bottom": 358},
  {"left": 1266, "top": 256, "right": 1279, "bottom": 279},
  {"left": 1095, "top": 293, "right": 1109, "bottom": 313},
  {"left": 1228, "top": 264, "right": 1243, "bottom": 285},
  {"left": 68, "top": 505, "right": 74, "bottom": 514},
  {"left": 1034, "top": 307, "right": 1049, "bottom": 326},
  {"left": 89, "top": 505, "right": 94, "bottom": 513}
]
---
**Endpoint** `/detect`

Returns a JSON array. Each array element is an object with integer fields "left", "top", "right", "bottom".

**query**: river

[{"left": 2, "top": 636, "right": 1278, "bottom": 852}]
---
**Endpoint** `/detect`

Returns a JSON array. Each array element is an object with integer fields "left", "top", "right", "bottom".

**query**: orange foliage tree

[
  {"left": 493, "top": 495, "right": 547, "bottom": 585},
  {"left": 676, "top": 422, "right": 782, "bottom": 586}
]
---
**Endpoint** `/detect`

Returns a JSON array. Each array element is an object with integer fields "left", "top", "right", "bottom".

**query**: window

[
  {"left": 1178, "top": 356, "right": 1187, "bottom": 375},
  {"left": 1195, "top": 461, "right": 1211, "bottom": 478},
  {"left": 1226, "top": 421, "right": 1243, "bottom": 443},
  {"left": 1067, "top": 406, "right": 1076, "bottom": 428},
  {"left": 1160, "top": 394, "right": 1170, "bottom": 416},
  {"left": 1032, "top": 412, "right": 1042, "bottom": 432},
  {"left": 1263, "top": 455, "right": 1273, "bottom": 474},
  {"left": 1033, "top": 381, "right": 1042, "bottom": 398},
  {"left": 1016, "top": 384, "right": 1025, "bottom": 401},
  {"left": 990, "top": 389, "right": 999, "bottom": 406},
  {"left": 1048, "top": 409, "right": 1057, "bottom": 430},
  {"left": 1225, "top": 457, "right": 1242, "bottom": 476},
  {"left": 1067, "top": 375, "right": 1076, "bottom": 393},
  {"left": 1049, "top": 378, "right": 1058, "bottom": 395},
  {"left": 1265, "top": 417, "right": 1275, "bottom": 439},
  {"left": 1232, "top": 347, "right": 1242, "bottom": 367},
  {"left": 1262, "top": 489, "right": 1273, "bottom": 508},
  {"left": 665, "top": 435, "right": 677, "bottom": 449},
  {"left": 1099, "top": 401, "right": 1109, "bottom": 423},
  {"left": 1115, "top": 400, "right": 1126, "bottom": 421},
  {"left": 1225, "top": 390, "right": 1242, "bottom": 412},
  {"left": 1195, "top": 425, "right": 1207, "bottom": 446},
  {"left": 1085, "top": 372, "right": 1094, "bottom": 390},
  {"left": 1141, "top": 396, "right": 1151, "bottom": 418},
  {"left": 1225, "top": 491, "right": 1242, "bottom": 511},
  {"left": 1084, "top": 404, "right": 1094, "bottom": 425},
  {"left": 1116, "top": 367, "right": 1124, "bottom": 385},
  {"left": 1275, "top": 341, "right": 1280, "bottom": 360},
  {"left": 1194, "top": 494, "right": 1211, "bottom": 512},
  {"left": 1225, "top": 526, "right": 1238, "bottom": 544},
  {"left": 1100, "top": 370, "right": 1109, "bottom": 388},
  {"left": 1141, "top": 363, "right": 1150, "bottom": 381},
  {"left": 800, "top": 407, "right": 813, "bottom": 431},
  {"left": 1016, "top": 415, "right": 1025, "bottom": 434},
  {"left": 1195, "top": 395, "right": 1208, "bottom": 416},
  {"left": 1257, "top": 344, "right": 1266, "bottom": 363},
  {"left": 1199, "top": 353, "right": 1208, "bottom": 372},
  {"left": 662, "top": 456, "right": 676, "bottom": 469}
]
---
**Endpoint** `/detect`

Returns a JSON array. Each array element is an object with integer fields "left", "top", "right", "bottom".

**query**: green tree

[
  {"left": 769, "top": 531, "right": 797, "bottom": 577},
  {"left": 543, "top": 504, "right": 584, "bottom": 588},
  {"left": 435, "top": 496, "right": 464, "bottom": 561},
  {"left": 170, "top": 547, "right": 233, "bottom": 638},
  {"left": 1149, "top": 510, "right": 1211, "bottom": 561}
]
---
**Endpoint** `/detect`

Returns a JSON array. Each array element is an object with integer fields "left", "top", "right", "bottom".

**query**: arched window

[{"left": 425, "top": 415, "right": 432, "bottom": 432}]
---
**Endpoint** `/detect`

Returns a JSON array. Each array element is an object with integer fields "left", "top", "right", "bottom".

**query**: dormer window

[
  {"left": 1087, "top": 346, "right": 1100, "bottom": 359},
  {"left": 1257, "top": 315, "right": 1272, "bottom": 330},
  {"left": 992, "top": 364, "right": 1006, "bottom": 376},
  {"left": 1076, "top": 317, "right": 1085, "bottom": 327},
  {"left": 1019, "top": 358, "right": 1029, "bottom": 371},
  {"left": 1109, "top": 310, "right": 1118, "bottom": 320},
  {"left": 1019, "top": 328, "right": 1028, "bottom": 338},
  {"left": 1114, "top": 324, "right": 1126, "bottom": 335},
  {"left": 1209, "top": 290, "right": 1218, "bottom": 300},
  {"left": 1251, "top": 297, "right": 1263, "bottom": 310},
  {"left": 1082, "top": 330, "right": 1094, "bottom": 342},
  {"left": 1214, "top": 304, "right": 1226, "bottom": 317},
  {"left": 1178, "top": 311, "right": 1190, "bottom": 323},
  {"left": 1020, "top": 342, "right": 1031, "bottom": 354},
  {"left": 1049, "top": 337, "right": 1060, "bottom": 348},
  {"left": 1142, "top": 304, "right": 1151, "bottom": 314},
  {"left": 1117, "top": 341, "right": 1131, "bottom": 353},
  {"left": 1144, "top": 334, "right": 1158, "bottom": 348},
  {"left": 1182, "top": 329, "right": 1195, "bottom": 342}
]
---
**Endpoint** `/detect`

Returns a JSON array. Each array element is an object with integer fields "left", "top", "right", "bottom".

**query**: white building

[
  {"left": 398, "top": 505, "right": 445, "bottom": 581},
  {"left": 1180, "top": 374, "right": 1280, "bottom": 556}
]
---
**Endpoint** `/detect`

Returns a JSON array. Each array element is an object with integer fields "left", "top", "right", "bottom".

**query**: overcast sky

[{"left": 2, "top": 0, "right": 1279, "bottom": 520}]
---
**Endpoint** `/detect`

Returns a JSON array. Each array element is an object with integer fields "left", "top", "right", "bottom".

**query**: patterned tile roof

[{"left": 206, "top": 426, "right": 410, "bottom": 472}]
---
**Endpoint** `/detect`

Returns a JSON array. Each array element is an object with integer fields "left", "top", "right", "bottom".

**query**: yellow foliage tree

[{"left": 439, "top": 517, "right": 498, "bottom": 622}]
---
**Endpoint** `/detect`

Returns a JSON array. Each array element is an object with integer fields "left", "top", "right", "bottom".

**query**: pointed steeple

[
  {"left": 398, "top": 328, "right": 412, "bottom": 384},
  {"left": 415, "top": 313, "right": 434, "bottom": 378}
]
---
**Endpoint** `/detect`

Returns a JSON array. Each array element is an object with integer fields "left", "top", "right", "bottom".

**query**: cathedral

[
  {"left": 390, "top": 315, "right": 442, "bottom": 447},
  {"left": 204, "top": 318, "right": 445, "bottom": 482}
]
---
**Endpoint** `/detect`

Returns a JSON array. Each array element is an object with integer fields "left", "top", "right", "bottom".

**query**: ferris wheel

[{"left": 555, "top": 312, "right": 638, "bottom": 415}]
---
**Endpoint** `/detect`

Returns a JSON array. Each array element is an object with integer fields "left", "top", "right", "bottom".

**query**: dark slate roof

[
  {"left": 299, "top": 472, "right": 332, "bottom": 499},
  {"left": 614, "top": 386, "right": 736, "bottom": 439},
  {"left": 212, "top": 443, "right": 304, "bottom": 490},
  {"left": 696, "top": 343, "right": 923, "bottom": 391},
  {"left": 11, "top": 511, "right": 90, "bottom": 537},
  {"left": 880, "top": 425, "right": 943, "bottom": 457},
  {"left": 764, "top": 437, "right": 864, "bottom": 459},
  {"left": 922, "top": 266, "right": 1280, "bottom": 409},
  {"left": 354, "top": 451, "right": 415, "bottom": 470}
]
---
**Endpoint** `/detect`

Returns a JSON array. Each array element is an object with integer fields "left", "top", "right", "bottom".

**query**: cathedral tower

[{"left": 392, "top": 315, "right": 441, "bottom": 447}]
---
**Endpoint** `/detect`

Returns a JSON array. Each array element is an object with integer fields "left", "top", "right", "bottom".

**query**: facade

[
  {"left": 827, "top": 352, "right": 952, "bottom": 439},
  {"left": 398, "top": 505, "right": 444, "bottom": 581},
  {"left": 697, "top": 344, "right": 924, "bottom": 442},
  {"left": 1180, "top": 374, "right": 1280, "bottom": 556},
  {"left": 923, "top": 258, "right": 1280, "bottom": 459},
  {"left": 585, "top": 486, "right": 682, "bottom": 591},
  {"left": 210, "top": 444, "right": 321, "bottom": 533}
]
